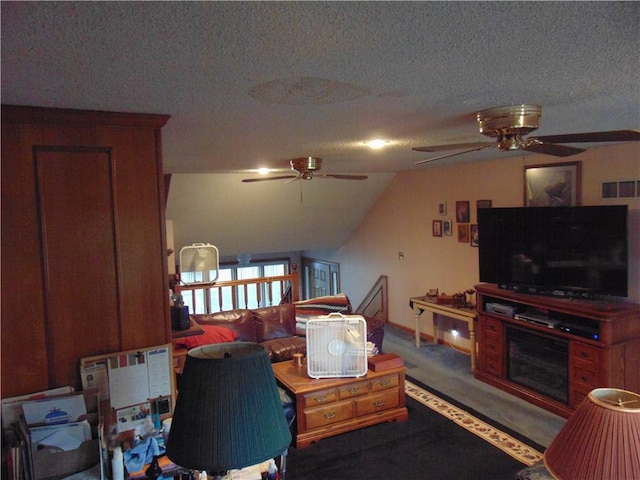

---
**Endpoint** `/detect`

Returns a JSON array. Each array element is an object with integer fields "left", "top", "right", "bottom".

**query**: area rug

[{"left": 286, "top": 377, "right": 544, "bottom": 480}]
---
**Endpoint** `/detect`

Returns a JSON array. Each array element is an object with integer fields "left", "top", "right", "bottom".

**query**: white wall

[
  {"left": 308, "top": 143, "right": 640, "bottom": 347},
  {"left": 166, "top": 172, "right": 395, "bottom": 257}
]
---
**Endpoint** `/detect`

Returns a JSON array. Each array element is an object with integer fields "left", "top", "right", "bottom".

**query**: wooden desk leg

[{"left": 432, "top": 313, "right": 438, "bottom": 345}]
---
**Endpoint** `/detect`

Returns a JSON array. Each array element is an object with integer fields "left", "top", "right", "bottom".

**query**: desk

[{"left": 410, "top": 296, "right": 477, "bottom": 371}]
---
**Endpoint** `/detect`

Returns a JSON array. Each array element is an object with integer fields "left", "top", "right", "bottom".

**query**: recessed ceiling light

[
  {"left": 365, "top": 139, "right": 389, "bottom": 149},
  {"left": 257, "top": 167, "right": 270, "bottom": 175}
]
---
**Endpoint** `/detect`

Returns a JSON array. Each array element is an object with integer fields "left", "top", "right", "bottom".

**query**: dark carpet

[{"left": 285, "top": 378, "right": 540, "bottom": 480}]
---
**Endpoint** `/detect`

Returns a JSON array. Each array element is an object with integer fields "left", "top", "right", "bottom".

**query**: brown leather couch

[
  {"left": 173, "top": 297, "right": 385, "bottom": 365},
  {"left": 188, "top": 303, "right": 307, "bottom": 362}
]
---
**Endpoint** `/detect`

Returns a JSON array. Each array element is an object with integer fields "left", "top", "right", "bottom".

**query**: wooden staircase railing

[
  {"left": 174, "top": 266, "right": 299, "bottom": 313},
  {"left": 355, "top": 275, "right": 388, "bottom": 322}
]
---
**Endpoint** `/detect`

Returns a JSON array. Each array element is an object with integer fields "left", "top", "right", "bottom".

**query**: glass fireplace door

[{"left": 506, "top": 326, "right": 569, "bottom": 404}]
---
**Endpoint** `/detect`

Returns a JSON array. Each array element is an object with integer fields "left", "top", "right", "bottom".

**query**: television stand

[
  {"left": 474, "top": 283, "right": 640, "bottom": 418},
  {"left": 497, "top": 283, "right": 597, "bottom": 300}
]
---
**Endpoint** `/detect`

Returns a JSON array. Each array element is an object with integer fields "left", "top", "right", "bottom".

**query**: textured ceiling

[{"left": 3, "top": 1, "right": 639, "bottom": 176}]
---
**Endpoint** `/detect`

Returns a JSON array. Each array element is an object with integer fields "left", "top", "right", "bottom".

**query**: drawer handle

[
  {"left": 314, "top": 395, "right": 327, "bottom": 403},
  {"left": 581, "top": 375, "right": 589, "bottom": 382},
  {"left": 373, "top": 399, "right": 384, "bottom": 407},
  {"left": 348, "top": 387, "right": 360, "bottom": 395},
  {"left": 580, "top": 351, "right": 589, "bottom": 358},
  {"left": 324, "top": 411, "right": 336, "bottom": 420},
  {"left": 379, "top": 379, "right": 391, "bottom": 387}
]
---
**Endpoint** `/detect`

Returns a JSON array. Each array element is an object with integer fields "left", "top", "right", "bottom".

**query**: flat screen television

[{"left": 477, "top": 205, "right": 628, "bottom": 298}]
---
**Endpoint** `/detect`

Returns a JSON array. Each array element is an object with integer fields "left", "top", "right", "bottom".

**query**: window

[{"left": 180, "top": 261, "right": 289, "bottom": 313}]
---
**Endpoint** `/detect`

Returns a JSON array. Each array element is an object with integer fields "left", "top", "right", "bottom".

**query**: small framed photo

[
  {"left": 438, "top": 202, "right": 447, "bottom": 216},
  {"left": 470, "top": 224, "right": 479, "bottom": 247},
  {"left": 476, "top": 199, "right": 492, "bottom": 209},
  {"left": 443, "top": 220, "right": 452, "bottom": 236},
  {"left": 524, "top": 161, "right": 581, "bottom": 206},
  {"left": 457, "top": 224, "right": 469, "bottom": 243},
  {"left": 432, "top": 220, "right": 443, "bottom": 237},
  {"left": 456, "top": 201, "right": 470, "bottom": 223}
]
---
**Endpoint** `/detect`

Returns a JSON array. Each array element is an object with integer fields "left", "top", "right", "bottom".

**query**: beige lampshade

[{"left": 544, "top": 388, "right": 640, "bottom": 480}]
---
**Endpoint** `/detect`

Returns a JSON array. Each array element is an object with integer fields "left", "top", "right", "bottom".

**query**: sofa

[{"left": 172, "top": 294, "right": 385, "bottom": 369}]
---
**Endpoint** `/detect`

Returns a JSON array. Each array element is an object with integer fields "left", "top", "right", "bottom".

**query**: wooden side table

[
  {"left": 272, "top": 361, "right": 408, "bottom": 448},
  {"left": 171, "top": 319, "right": 204, "bottom": 375},
  {"left": 171, "top": 317, "right": 204, "bottom": 339},
  {"left": 410, "top": 296, "right": 477, "bottom": 371}
]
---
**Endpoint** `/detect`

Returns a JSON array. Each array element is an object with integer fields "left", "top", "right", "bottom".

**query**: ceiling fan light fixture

[
  {"left": 477, "top": 104, "right": 541, "bottom": 138},
  {"left": 242, "top": 156, "right": 367, "bottom": 183},
  {"left": 497, "top": 135, "right": 523, "bottom": 151},
  {"left": 290, "top": 157, "right": 320, "bottom": 172},
  {"left": 413, "top": 104, "right": 639, "bottom": 165}
]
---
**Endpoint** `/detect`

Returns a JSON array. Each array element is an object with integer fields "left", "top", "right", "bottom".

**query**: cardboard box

[
  {"left": 32, "top": 438, "right": 100, "bottom": 480},
  {"left": 367, "top": 353, "right": 404, "bottom": 372},
  {"left": 29, "top": 390, "right": 101, "bottom": 480}
]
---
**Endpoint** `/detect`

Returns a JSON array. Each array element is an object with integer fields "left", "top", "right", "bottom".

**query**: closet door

[{"left": 1, "top": 106, "right": 171, "bottom": 396}]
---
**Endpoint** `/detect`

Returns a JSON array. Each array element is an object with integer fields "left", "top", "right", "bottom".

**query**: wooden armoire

[{"left": 1, "top": 105, "right": 172, "bottom": 398}]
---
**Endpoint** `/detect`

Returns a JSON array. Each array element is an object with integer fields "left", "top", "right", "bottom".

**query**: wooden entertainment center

[{"left": 474, "top": 283, "right": 640, "bottom": 418}]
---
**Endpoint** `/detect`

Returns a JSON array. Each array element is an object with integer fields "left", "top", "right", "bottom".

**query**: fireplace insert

[{"left": 506, "top": 326, "right": 568, "bottom": 404}]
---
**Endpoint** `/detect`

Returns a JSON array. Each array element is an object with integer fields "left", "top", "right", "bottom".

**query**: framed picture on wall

[
  {"left": 470, "top": 224, "right": 479, "bottom": 247},
  {"left": 443, "top": 220, "right": 452, "bottom": 236},
  {"left": 432, "top": 220, "right": 442, "bottom": 237},
  {"left": 456, "top": 201, "right": 470, "bottom": 223},
  {"left": 438, "top": 202, "right": 447, "bottom": 216},
  {"left": 524, "top": 161, "right": 581, "bottom": 207},
  {"left": 457, "top": 224, "right": 469, "bottom": 243}
]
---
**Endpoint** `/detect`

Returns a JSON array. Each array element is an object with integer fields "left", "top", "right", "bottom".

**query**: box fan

[
  {"left": 306, "top": 314, "right": 368, "bottom": 378},
  {"left": 178, "top": 243, "right": 219, "bottom": 284}
]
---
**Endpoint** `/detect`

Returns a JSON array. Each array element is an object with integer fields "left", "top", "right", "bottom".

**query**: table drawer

[
  {"left": 338, "top": 380, "right": 368, "bottom": 399},
  {"left": 370, "top": 373, "right": 399, "bottom": 392},
  {"left": 573, "top": 366, "right": 600, "bottom": 391},
  {"left": 571, "top": 344, "right": 599, "bottom": 371},
  {"left": 302, "top": 388, "right": 338, "bottom": 408},
  {"left": 483, "top": 339, "right": 502, "bottom": 357},
  {"left": 481, "top": 317, "right": 502, "bottom": 335},
  {"left": 304, "top": 400, "right": 353, "bottom": 429},
  {"left": 481, "top": 354, "right": 502, "bottom": 377},
  {"left": 355, "top": 389, "right": 400, "bottom": 416}
]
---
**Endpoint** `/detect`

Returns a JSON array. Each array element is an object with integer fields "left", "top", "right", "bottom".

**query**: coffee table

[{"left": 272, "top": 361, "right": 408, "bottom": 448}]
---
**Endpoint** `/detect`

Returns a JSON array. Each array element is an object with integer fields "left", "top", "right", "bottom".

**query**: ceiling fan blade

[
  {"left": 531, "top": 129, "right": 640, "bottom": 144},
  {"left": 415, "top": 145, "right": 496, "bottom": 165},
  {"left": 242, "top": 175, "right": 297, "bottom": 183},
  {"left": 412, "top": 141, "right": 494, "bottom": 152},
  {"left": 522, "top": 141, "right": 585, "bottom": 157},
  {"left": 285, "top": 175, "right": 304, "bottom": 184},
  {"left": 317, "top": 173, "right": 368, "bottom": 180}
]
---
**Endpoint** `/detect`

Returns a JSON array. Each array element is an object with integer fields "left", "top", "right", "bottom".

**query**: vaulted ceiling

[{"left": 3, "top": 2, "right": 638, "bottom": 255}]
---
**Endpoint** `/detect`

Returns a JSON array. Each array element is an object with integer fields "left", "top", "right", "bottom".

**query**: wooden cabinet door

[{"left": 1, "top": 106, "right": 171, "bottom": 397}]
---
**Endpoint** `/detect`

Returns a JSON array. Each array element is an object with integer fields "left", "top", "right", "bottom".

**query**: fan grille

[{"left": 306, "top": 315, "right": 368, "bottom": 378}]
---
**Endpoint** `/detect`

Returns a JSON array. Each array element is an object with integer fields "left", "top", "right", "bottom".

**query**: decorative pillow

[{"left": 174, "top": 325, "right": 237, "bottom": 349}]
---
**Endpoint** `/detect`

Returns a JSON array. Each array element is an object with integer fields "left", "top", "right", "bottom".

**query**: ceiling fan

[
  {"left": 242, "top": 157, "right": 368, "bottom": 183},
  {"left": 414, "top": 104, "right": 640, "bottom": 165}
]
